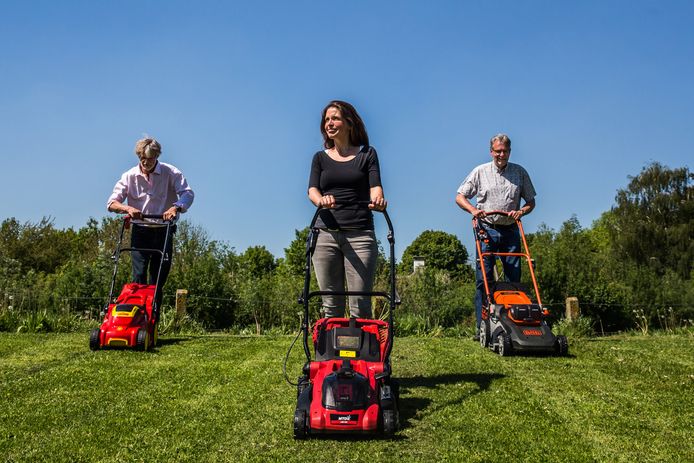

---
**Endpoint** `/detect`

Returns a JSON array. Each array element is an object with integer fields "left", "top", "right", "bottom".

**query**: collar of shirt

[
  {"left": 138, "top": 161, "right": 161, "bottom": 177},
  {"left": 493, "top": 163, "right": 506, "bottom": 175}
]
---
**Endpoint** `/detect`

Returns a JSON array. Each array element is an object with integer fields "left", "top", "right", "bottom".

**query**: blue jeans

[{"left": 474, "top": 223, "right": 521, "bottom": 329}]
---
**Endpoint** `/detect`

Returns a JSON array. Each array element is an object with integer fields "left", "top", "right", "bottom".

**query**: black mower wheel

[
  {"left": 479, "top": 320, "right": 489, "bottom": 349},
  {"left": 136, "top": 329, "right": 149, "bottom": 351},
  {"left": 497, "top": 333, "right": 513, "bottom": 357},
  {"left": 556, "top": 335, "right": 569, "bottom": 357},
  {"left": 382, "top": 409, "right": 398, "bottom": 435},
  {"left": 293, "top": 409, "right": 308, "bottom": 439},
  {"left": 297, "top": 377, "right": 309, "bottom": 398},
  {"left": 89, "top": 329, "right": 100, "bottom": 351}
]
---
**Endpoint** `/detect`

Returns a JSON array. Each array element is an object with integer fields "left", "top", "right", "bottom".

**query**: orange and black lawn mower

[{"left": 474, "top": 211, "right": 568, "bottom": 356}]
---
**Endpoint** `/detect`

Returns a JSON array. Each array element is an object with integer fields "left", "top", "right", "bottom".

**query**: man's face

[
  {"left": 138, "top": 152, "right": 159, "bottom": 173},
  {"left": 490, "top": 140, "right": 511, "bottom": 169}
]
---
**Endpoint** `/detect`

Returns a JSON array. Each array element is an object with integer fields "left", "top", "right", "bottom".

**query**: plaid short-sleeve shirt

[{"left": 457, "top": 162, "right": 536, "bottom": 225}]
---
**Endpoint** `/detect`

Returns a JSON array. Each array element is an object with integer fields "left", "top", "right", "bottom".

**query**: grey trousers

[{"left": 312, "top": 229, "right": 378, "bottom": 318}]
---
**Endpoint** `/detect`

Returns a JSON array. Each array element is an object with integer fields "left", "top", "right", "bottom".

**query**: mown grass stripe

[{"left": 0, "top": 333, "right": 692, "bottom": 462}]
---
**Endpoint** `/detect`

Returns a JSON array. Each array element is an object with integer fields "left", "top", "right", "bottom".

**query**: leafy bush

[{"left": 552, "top": 316, "right": 594, "bottom": 338}]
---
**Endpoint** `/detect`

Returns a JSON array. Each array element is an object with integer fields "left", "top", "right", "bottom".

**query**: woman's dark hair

[{"left": 320, "top": 100, "right": 369, "bottom": 149}]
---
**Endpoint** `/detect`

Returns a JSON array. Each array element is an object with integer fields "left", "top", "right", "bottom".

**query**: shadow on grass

[
  {"left": 502, "top": 350, "right": 576, "bottom": 359},
  {"left": 398, "top": 372, "right": 505, "bottom": 430},
  {"left": 302, "top": 372, "right": 505, "bottom": 440}
]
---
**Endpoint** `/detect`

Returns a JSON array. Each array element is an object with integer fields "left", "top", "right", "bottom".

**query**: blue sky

[{"left": 1, "top": 0, "right": 692, "bottom": 261}]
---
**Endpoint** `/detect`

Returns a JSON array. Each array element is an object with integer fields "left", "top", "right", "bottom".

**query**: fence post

[
  {"left": 565, "top": 297, "right": 580, "bottom": 321},
  {"left": 175, "top": 289, "right": 188, "bottom": 327}
]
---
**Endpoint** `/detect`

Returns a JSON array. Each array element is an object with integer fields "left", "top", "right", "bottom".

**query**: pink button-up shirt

[{"left": 107, "top": 161, "right": 194, "bottom": 223}]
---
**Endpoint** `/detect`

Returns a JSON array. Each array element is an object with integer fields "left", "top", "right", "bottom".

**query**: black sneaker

[{"left": 472, "top": 329, "right": 480, "bottom": 342}]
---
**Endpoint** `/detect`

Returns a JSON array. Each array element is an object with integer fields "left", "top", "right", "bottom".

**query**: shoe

[{"left": 472, "top": 326, "right": 480, "bottom": 341}]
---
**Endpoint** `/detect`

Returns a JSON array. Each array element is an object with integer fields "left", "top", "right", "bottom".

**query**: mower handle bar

[
  {"left": 119, "top": 213, "right": 178, "bottom": 222},
  {"left": 475, "top": 210, "right": 517, "bottom": 219},
  {"left": 309, "top": 200, "right": 393, "bottom": 240}
]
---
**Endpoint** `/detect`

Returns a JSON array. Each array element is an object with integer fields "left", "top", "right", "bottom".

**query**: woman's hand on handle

[
  {"left": 319, "top": 194, "right": 336, "bottom": 209},
  {"left": 369, "top": 186, "right": 387, "bottom": 211},
  {"left": 369, "top": 197, "right": 387, "bottom": 211},
  {"left": 308, "top": 187, "right": 335, "bottom": 209}
]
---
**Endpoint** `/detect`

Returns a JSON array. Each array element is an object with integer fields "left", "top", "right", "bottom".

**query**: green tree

[
  {"left": 527, "top": 216, "right": 631, "bottom": 329},
  {"left": 0, "top": 217, "right": 79, "bottom": 275},
  {"left": 282, "top": 228, "right": 310, "bottom": 277},
  {"left": 166, "top": 221, "right": 236, "bottom": 328},
  {"left": 399, "top": 230, "right": 471, "bottom": 278},
  {"left": 610, "top": 162, "right": 693, "bottom": 279},
  {"left": 237, "top": 246, "right": 277, "bottom": 278}
]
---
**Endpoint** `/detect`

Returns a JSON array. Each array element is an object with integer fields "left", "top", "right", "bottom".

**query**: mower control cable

[{"left": 283, "top": 312, "right": 305, "bottom": 387}]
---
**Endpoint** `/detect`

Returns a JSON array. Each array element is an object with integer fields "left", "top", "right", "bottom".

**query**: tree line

[{"left": 0, "top": 162, "right": 691, "bottom": 334}]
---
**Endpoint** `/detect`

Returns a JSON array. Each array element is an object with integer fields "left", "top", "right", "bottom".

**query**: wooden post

[
  {"left": 565, "top": 297, "right": 580, "bottom": 321},
  {"left": 175, "top": 289, "right": 188, "bottom": 327}
]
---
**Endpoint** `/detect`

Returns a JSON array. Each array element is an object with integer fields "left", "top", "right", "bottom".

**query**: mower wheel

[
  {"left": 152, "top": 324, "right": 159, "bottom": 347},
  {"left": 382, "top": 409, "right": 398, "bottom": 435},
  {"left": 497, "top": 333, "right": 513, "bottom": 357},
  {"left": 136, "top": 329, "right": 149, "bottom": 351},
  {"left": 89, "top": 329, "right": 101, "bottom": 351},
  {"left": 297, "top": 376, "right": 309, "bottom": 398},
  {"left": 479, "top": 320, "right": 489, "bottom": 348},
  {"left": 293, "top": 409, "right": 308, "bottom": 439},
  {"left": 556, "top": 335, "right": 569, "bottom": 357}
]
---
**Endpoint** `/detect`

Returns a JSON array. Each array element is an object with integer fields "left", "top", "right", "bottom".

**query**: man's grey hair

[{"left": 489, "top": 133, "right": 511, "bottom": 150}]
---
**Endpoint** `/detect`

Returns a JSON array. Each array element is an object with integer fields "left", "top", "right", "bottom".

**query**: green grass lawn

[{"left": 0, "top": 332, "right": 692, "bottom": 462}]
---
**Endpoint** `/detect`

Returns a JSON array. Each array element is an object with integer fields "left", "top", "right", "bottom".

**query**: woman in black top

[{"left": 308, "top": 100, "right": 387, "bottom": 319}]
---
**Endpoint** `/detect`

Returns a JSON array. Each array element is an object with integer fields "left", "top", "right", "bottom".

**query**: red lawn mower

[
  {"left": 289, "top": 203, "right": 400, "bottom": 438},
  {"left": 89, "top": 215, "right": 174, "bottom": 351},
  {"left": 474, "top": 211, "right": 568, "bottom": 356}
]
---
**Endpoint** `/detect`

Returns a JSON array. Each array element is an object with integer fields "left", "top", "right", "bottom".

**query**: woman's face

[{"left": 324, "top": 107, "right": 350, "bottom": 143}]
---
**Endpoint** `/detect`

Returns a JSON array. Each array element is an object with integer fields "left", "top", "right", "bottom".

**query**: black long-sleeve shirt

[{"left": 308, "top": 146, "right": 382, "bottom": 230}]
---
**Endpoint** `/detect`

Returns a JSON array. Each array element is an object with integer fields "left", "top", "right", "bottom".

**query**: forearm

[
  {"left": 456, "top": 194, "right": 477, "bottom": 214},
  {"left": 308, "top": 187, "right": 324, "bottom": 207},
  {"left": 107, "top": 200, "right": 132, "bottom": 214},
  {"left": 370, "top": 186, "right": 384, "bottom": 201},
  {"left": 520, "top": 200, "right": 535, "bottom": 216}
]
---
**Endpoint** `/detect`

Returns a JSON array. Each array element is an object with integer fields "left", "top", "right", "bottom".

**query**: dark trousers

[
  {"left": 475, "top": 223, "right": 521, "bottom": 329},
  {"left": 131, "top": 224, "right": 175, "bottom": 308}
]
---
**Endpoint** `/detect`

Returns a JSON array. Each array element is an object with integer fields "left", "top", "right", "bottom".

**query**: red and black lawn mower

[
  {"left": 89, "top": 215, "right": 174, "bottom": 351},
  {"left": 474, "top": 211, "right": 568, "bottom": 356},
  {"left": 289, "top": 203, "right": 400, "bottom": 438}
]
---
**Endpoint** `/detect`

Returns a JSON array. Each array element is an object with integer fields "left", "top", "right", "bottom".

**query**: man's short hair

[
  {"left": 134, "top": 138, "right": 161, "bottom": 157},
  {"left": 489, "top": 133, "right": 511, "bottom": 150}
]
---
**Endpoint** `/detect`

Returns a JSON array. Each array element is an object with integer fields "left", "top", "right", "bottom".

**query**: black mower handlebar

[
  {"left": 314, "top": 199, "right": 385, "bottom": 209},
  {"left": 309, "top": 200, "right": 393, "bottom": 243},
  {"left": 119, "top": 213, "right": 178, "bottom": 223}
]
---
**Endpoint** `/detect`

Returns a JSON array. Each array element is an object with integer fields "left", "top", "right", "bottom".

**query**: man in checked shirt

[
  {"left": 456, "top": 133, "right": 536, "bottom": 341},
  {"left": 107, "top": 137, "right": 194, "bottom": 308}
]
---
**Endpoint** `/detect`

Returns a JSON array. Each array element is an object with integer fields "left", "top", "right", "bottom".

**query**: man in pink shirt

[{"left": 107, "top": 137, "right": 194, "bottom": 307}]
